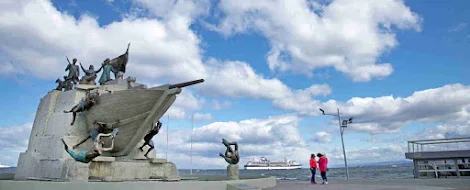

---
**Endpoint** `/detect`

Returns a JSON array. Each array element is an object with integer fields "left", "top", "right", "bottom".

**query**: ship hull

[
  {"left": 244, "top": 165, "right": 302, "bottom": 170},
  {"left": 85, "top": 87, "right": 181, "bottom": 156}
]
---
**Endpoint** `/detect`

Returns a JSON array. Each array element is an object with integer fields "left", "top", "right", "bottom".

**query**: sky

[{"left": 0, "top": 0, "right": 469, "bottom": 169}]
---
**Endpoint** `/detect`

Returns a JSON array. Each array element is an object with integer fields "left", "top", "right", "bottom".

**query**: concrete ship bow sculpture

[{"left": 14, "top": 43, "right": 205, "bottom": 182}]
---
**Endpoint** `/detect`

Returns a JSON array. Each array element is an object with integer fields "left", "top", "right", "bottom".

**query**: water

[
  {"left": 179, "top": 166, "right": 415, "bottom": 181},
  {"left": 0, "top": 166, "right": 415, "bottom": 181},
  {"left": 0, "top": 167, "right": 16, "bottom": 174}
]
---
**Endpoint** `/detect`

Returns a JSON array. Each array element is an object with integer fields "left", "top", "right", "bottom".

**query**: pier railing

[{"left": 407, "top": 137, "right": 470, "bottom": 153}]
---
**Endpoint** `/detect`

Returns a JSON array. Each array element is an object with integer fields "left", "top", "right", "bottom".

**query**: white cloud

[
  {"left": 132, "top": 0, "right": 210, "bottom": 19},
  {"left": 311, "top": 132, "right": 332, "bottom": 143},
  {"left": 418, "top": 122, "right": 470, "bottom": 140},
  {"left": 163, "top": 89, "right": 205, "bottom": 120},
  {"left": 274, "top": 83, "right": 470, "bottom": 134},
  {"left": 0, "top": 123, "right": 32, "bottom": 166},
  {"left": 165, "top": 107, "right": 186, "bottom": 120},
  {"left": 150, "top": 114, "right": 317, "bottom": 168},
  {"left": 0, "top": 0, "right": 206, "bottom": 82},
  {"left": 207, "top": 0, "right": 422, "bottom": 82},
  {"left": 211, "top": 99, "right": 232, "bottom": 110},
  {"left": 192, "top": 113, "right": 214, "bottom": 121},
  {"left": 192, "top": 115, "right": 305, "bottom": 146},
  {"left": 449, "top": 23, "right": 468, "bottom": 32},
  {"left": 199, "top": 58, "right": 292, "bottom": 99},
  {"left": 343, "top": 84, "right": 470, "bottom": 134},
  {"left": 0, "top": 61, "right": 15, "bottom": 74},
  {"left": 197, "top": 59, "right": 332, "bottom": 113},
  {"left": 272, "top": 84, "right": 331, "bottom": 116},
  {"left": 0, "top": 0, "right": 333, "bottom": 118},
  {"left": 409, "top": 122, "right": 470, "bottom": 152}
]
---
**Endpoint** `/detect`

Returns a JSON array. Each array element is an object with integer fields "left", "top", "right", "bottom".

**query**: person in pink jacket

[
  {"left": 317, "top": 153, "right": 328, "bottom": 185},
  {"left": 309, "top": 153, "right": 318, "bottom": 184}
]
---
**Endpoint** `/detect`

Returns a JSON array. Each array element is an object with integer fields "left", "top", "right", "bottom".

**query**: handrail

[
  {"left": 408, "top": 137, "right": 470, "bottom": 143},
  {"left": 407, "top": 137, "right": 470, "bottom": 153}
]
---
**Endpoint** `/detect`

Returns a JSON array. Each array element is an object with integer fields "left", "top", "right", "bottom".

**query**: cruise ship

[{"left": 244, "top": 157, "right": 302, "bottom": 170}]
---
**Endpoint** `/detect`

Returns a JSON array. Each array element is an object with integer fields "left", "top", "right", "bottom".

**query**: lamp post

[{"left": 319, "top": 108, "right": 352, "bottom": 180}]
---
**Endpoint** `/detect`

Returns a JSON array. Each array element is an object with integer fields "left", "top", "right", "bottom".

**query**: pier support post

[
  {"left": 413, "top": 160, "right": 419, "bottom": 178},
  {"left": 455, "top": 159, "right": 460, "bottom": 177}
]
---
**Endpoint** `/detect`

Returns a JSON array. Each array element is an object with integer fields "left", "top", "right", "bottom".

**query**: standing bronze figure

[
  {"left": 98, "top": 58, "right": 116, "bottom": 85},
  {"left": 65, "top": 57, "right": 80, "bottom": 85}
]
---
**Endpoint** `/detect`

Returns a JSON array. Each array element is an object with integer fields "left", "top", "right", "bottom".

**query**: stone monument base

[
  {"left": 89, "top": 158, "right": 179, "bottom": 181},
  {"left": 227, "top": 164, "right": 239, "bottom": 180},
  {"left": 14, "top": 75, "right": 186, "bottom": 182},
  {"left": 14, "top": 151, "right": 179, "bottom": 181}
]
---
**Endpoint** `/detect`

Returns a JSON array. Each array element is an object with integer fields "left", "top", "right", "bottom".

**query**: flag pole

[
  {"left": 166, "top": 114, "right": 169, "bottom": 160},
  {"left": 191, "top": 113, "right": 194, "bottom": 175}
]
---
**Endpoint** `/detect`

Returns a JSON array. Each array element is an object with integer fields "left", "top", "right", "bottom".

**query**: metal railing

[{"left": 407, "top": 137, "right": 470, "bottom": 153}]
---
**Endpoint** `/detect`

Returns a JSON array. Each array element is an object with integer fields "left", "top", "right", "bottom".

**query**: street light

[{"left": 319, "top": 108, "right": 352, "bottom": 180}]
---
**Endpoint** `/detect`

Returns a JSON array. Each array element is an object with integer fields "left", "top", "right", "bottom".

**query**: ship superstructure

[{"left": 244, "top": 157, "right": 302, "bottom": 170}]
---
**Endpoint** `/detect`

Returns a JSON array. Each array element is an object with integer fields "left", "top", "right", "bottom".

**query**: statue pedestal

[
  {"left": 89, "top": 158, "right": 179, "bottom": 181},
  {"left": 14, "top": 88, "right": 179, "bottom": 181},
  {"left": 227, "top": 164, "right": 239, "bottom": 180}
]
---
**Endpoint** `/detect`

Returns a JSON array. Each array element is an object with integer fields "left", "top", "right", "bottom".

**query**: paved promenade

[{"left": 265, "top": 178, "right": 470, "bottom": 190}]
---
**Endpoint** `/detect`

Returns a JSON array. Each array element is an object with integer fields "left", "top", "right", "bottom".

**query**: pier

[{"left": 405, "top": 137, "right": 470, "bottom": 178}]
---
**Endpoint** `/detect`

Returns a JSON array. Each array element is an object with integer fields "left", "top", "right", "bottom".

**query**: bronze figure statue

[
  {"left": 64, "top": 77, "right": 73, "bottom": 91},
  {"left": 63, "top": 91, "right": 99, "bottom": 125},
  {"left": 61, "top": 128, "right": 119, "bottom": 163},
  {"left": 73, "top": 120, "right": 120, "bottom": 149},
  {"left": 139, "top": 121, "right": 162, "bottom": 158},
  {"left": 55, "top": 77, "right": 65, "bottom": 91},
  {"left": 79, "top": 62, "right": 102, "bottom": 85},
  {"left": 219, "top": 138, "right": 239, "bottom": 164},
  {"left": 55, "top": 76, "right": 73, "bottom": 91},
  {"left": 98, "top": 58, "right": 117, "bottom": 85},
  {"left": 65, "top": 57, "right": 80, "bottom": 85}
]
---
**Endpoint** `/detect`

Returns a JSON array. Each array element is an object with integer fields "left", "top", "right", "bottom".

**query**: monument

[
  {"left": 1, "top": 43, "right": 277, "bottom": 190},
  {"left": 219, "top": 138, "right": 240, "bottom": 180},
  {"left": 13, "top": 44, "right": 205, "bottom": 182}
]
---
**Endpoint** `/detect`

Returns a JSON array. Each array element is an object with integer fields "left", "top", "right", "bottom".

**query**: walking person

[
  {"left": 317, "top": 153, "right": 329, "bottom": 185},
  {"left": 309, "top": 153, "right": 318, "bottom": 184}
]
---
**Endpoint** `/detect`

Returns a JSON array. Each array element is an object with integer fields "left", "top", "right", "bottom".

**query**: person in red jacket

[
  {"left": 317, "top": 153, "right": 329, "bottom": 185},
  {"left": 309, "top": 153, "right": 318, "bottom": 184}
]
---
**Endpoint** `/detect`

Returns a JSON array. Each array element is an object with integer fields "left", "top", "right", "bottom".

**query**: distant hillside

[{"left": 360, "top": 160, "right": 413, "bottom": 167}]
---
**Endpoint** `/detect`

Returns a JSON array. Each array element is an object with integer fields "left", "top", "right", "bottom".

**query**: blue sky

[{"left": 0, "top": 0, "right": 469, "bottom": 169}]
